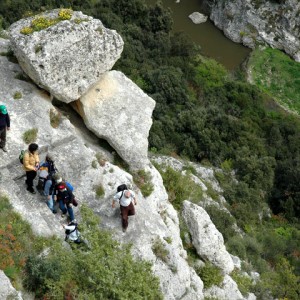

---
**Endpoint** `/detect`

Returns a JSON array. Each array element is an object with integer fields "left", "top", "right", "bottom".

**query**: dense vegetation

[
  {"left": 248, "top": 48, "right": 300, "bottom": 114},
  {"left": 0, "top": 194, "right": 162, "bottom": 299},
  {"left": 0, "top": 0, "right": 300, "bottom": 298}
]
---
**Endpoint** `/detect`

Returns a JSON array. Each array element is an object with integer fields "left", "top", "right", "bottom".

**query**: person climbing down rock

[
  {"left": 23, "top": 143, "right": 40, "bottom": 194},
  {"left": 54, "top": 176, "right": 75, "bottom": 221},
  {"left": 112, "top": 185, "right": 137, "bottom": 232},
  {"left": 0, "top": 104, "right": 10, "bottom": 152}
]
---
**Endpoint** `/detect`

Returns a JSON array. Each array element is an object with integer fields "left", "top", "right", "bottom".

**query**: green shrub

[
  {"left": 13, "top": 91, "right": 22, "bottom": 99},
  {"left": 58, "top": 8, "right": 72, "bottom": 20},
  {"left": 231, "top": 270, "right": 254, "bottom": 296},
  {"left": 91, "top": 160, "right": 98, "bottom": 168},
  {"left": 94, "top": 184, "right": 105, "bottom": 198},
  {"left": 49, "top": 108, "right": 61, "bottom": 128},
  {"left": 205, "top": 205, "right": 237, "bottom": 242},
  {"left": 156, "top": 165, "right": 203, "bottom": 211},
  {"left": 22, "top": 128, "right": 38, "bottom": 144},
  {"left": 152, "top": 237, "right": 169, "bottom": 263},
  {"left": 95, "top": 152, "right": 106, "bottom": 166},
  {"left": 196, "top": 262, "right": 223, "bottom": 288},
  {"left": 133, "top": 169, "right": 154, "bottom": 197}
]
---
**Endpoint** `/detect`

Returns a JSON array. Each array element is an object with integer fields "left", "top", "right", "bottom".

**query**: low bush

[
  {"left": 195, "top": 262, "right": 223, "bottom": 289},
  {"left": 156, "top": 164, "right": 203, "bottom": 211},
  {"left": 152, "top": 237, "right": 169, "bottom": 263},
  {"left": 22, "top": 128, "right": 38, "bottom": 144},
  {"left": 133, "top": 169, "right": 154, "bottom": 197}
]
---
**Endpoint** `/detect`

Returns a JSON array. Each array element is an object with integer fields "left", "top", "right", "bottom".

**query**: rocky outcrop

[
  {"left": 8, "top": 9, "right": 124, "bottom": 103},
  {"left": 206, "top": 0, "right": 300, "bottom": 62},
  {"left": 189, "top": 12, "right": 208, "bottom": 24},
  {"left": 0, "top": 38, "right": 203, "bottom": 299},
  {"left": 0, "top": 271, "right": 23, "bottom": 299},
  {"left": 0, "top": 37, "right": 251, "bottom": 299},
  {"left": 76, "top": 70, "right": 156, "bottom": 170},
  {"left": 182, "top": 201, "right": 234, "bottom": 274}
]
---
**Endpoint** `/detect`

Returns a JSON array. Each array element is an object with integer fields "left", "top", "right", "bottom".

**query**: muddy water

[{"left": 146, "top": 0, "right": 251, "bottom": 70}]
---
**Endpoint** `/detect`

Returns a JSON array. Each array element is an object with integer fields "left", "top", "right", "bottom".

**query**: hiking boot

[
  {"left": 27, "top": 187, "right": 36, "bottom": 194},
  {"left": 1, "top": 146, "right": 7, "bottom": 152},
  {"left": 122, "top": 227, "right": 127, "bottom": 233},
  {"left": 61, "top": 213, "right": 67, "bottom": 218},
  {"left": 52, "top": 210, "right": 57, "bottom": 214}
]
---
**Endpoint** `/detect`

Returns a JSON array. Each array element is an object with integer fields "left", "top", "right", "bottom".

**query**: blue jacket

[{"left": 0, "top": 113, "right": 10, "bottom": 129}]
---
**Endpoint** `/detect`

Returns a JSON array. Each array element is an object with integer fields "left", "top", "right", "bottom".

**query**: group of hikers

[
  {"left": 1, "top": 104, "right": 138, "bottom": 237},
  {"left": 22, "top": 142, "right": 81, "bottom": 243}
]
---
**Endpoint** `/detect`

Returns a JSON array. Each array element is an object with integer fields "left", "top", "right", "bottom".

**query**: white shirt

[
  {"left": 113, "top": 189, "right": 135, "bottom": 207},
  {"left": 65, "top": 224, "right": 80, "bottom": 241}
]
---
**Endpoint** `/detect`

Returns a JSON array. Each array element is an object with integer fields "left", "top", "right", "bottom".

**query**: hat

[
  {"left": 0, "top": 105, "right": 7, "bottom": 114},
  {"left": 57, "top": 183, "right": 66, "bottom": 190}
]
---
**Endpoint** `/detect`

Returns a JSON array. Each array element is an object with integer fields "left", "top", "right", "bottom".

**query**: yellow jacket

[{"left": 23, "top": 151, "right": 40, "bottom": 171}]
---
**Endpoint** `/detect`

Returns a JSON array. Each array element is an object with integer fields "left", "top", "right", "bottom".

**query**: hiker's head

[
  {"left": 57, "top": 183, "right": 66, "bottom": 191},
  {"left": 0, "top": 105, "right": 7, "bottom": 114},
  {"left": 56, "top": 177, "right": 63, "bottom": 184},
  {"left": 124, "top": 190, "right": 131, "bottom": 198},
  {"left": 46, "top": 153, "right": 54, "bottom": 162},
  {"left": 28, "top": 143, "right": 38, "bottom": 153}
]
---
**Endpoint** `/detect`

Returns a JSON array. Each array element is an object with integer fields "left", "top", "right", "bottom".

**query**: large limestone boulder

[
  {"left": 182, "top": 201, "right": 234, "bottom": 274},
  {"left": 76, "top": 70, "right": 156, "bottom": 170},
  {"left": 8, "top": 9, "right": 124, "bottom": 103}
]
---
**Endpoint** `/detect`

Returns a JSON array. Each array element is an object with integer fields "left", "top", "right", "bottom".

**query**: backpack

[
  {"left": 117, "top": 184, "right": 128, "bottom": 193},
  {"left": 66, "top": 181, "right": 74, "bottom": 192},
  {"left": 36, "top": 177, "right": 47, "bottom": 195},
  {"left": 117, "top": 184, "right": 129, "bottom": 201},
  {"left": 19, "top": 150, "right": 25, "bottom": 164}
]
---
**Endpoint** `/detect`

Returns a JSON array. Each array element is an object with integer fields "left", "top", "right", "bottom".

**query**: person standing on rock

[
  {"left": 23, "top": 143, "right": 40, "bottom": 194},
  {"left": 0, "top": 105, "right": 10, "bottom": 152},
  {"left": 112, "top": 187, "right": 137, "bottom": 232}
]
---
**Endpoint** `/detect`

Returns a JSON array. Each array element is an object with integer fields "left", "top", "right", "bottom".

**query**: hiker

[
  {"left": 63, "top": 219, "right": 81, "bottom": 244},
  {"left": 0, "top": 104, "right": 10, "bottom": 152},
  {"left": 112, "top": 185, "right": 137, "bottom": 232},
  {"left": 38, "top": 169, "right": 57, "bottom": 214},
  {"left": 23, "top": 143, "right": 40, "bottom": 194},
  {"left": 54, "top": 176, "right": 75, "bottom": 221},
  {"left": 40, "top": 153, "right": 57, "bottom": 175}
]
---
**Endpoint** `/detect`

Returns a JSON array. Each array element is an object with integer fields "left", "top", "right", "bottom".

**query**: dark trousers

[
  {"left": 0, "top": 127, "right": 6, "bottom": 148},
  {"left": 120, "top": 202, "right": 135, "bottom": 229},
  {"left": 26, "top": 170, "right": 37, "bottom": 189}
]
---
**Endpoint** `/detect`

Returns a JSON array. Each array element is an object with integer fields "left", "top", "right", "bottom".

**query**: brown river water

[{"left": 146, "top": 0, "right": 251, "bottom": 70}]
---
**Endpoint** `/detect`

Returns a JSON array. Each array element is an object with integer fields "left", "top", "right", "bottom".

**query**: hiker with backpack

[
  {"left": 54, "top": 176, "right": 75, "bottom": 221},
  {"left": 37, "top": 153, "right": 58, "bottom": 213},
  {"left": 112, "top": 184, "right": 137, "bottom": 232},
  {"left": 63, "top": 219, "right": 81, "bottom": 244},
  {"left": 23, "top": 143, "right": 40, "bottom": 194},
  {"left": 0, "top": 104, "right": 10, "bottom": 152}
]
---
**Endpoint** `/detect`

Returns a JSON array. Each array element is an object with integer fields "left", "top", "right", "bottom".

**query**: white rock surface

[
  {"left": 78, "top": 70, "right": 156, "bottom": 170},
  {"left": 182, "top": 201, "right": 234, "bottom": 274},
  {"left": 0, "top": 270, "right": 23, "bottom": 299},
  {"left": 8, "top": 10, "right": 124, "bottom": 102},
  {"left": 189, "top": 12, "right": 208, "bottom": 24}
]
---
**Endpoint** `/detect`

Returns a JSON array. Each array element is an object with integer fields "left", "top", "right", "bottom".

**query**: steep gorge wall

[{"left": 204, "top": 0, "right": 300, "bottom": 61}]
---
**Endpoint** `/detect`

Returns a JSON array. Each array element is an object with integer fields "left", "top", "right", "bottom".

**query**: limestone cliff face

[
  {"left": 0, "top": 33, "right": 253, "bottom": 299},
  {"left": 205, "top": 0, "right": 300, "bottom": 61}
]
